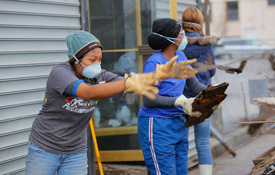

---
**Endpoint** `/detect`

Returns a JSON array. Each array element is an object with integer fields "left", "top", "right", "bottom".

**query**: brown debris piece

[
  {"left": 192, "top": 54, "right": 247, "bottom": 74},
  {"left": 185, "top": 82, "right": 229, "bottom": 127},
  {"left": 217, "top": 60, "right": 247, "bottom": 74},
  {"left": 252, "top": 97, "right": 275, "bottom": 111},
  {"left": 269, "top": 54, "right": 275, "bottom": 71},
  {"left": 247, "top": 109, "right": 275, "bottom": 136},
  {"left": 247, "top": 97, "right": 275, "bottom": 136},
  {"left": 187, "top": 36, "right": 217, "bottom": 45},
  {"left": 249, "top": 146, "right": 275, "bottom": 175}
]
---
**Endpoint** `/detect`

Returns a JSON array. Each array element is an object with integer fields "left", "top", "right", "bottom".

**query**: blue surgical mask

[
  {"left": 152, "top": 31, "right": 188, "bottom": 51},
  {"left": 71, "top": 53, "right": 102, "bottom": 79}
]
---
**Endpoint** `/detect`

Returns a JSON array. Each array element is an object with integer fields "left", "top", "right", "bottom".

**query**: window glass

[
  {"left": 89, "top": 0, "right": 151, "bottom": 129},
  {"left": 239, "top": 40, "right": 247, "bottom": 45},
  {"left": 268, "top": 0, "right": 275, "bottom": 5},
  {"left": 90, "top": 0, "right": 137, "bottom": 50},
  {"left": 223, "top": 40, "right": 242, "bottom": 45},
  {"left": 95, "top": 51, "right": 139, "bottom": 129},
  {"left": 226, "top": 1, "right": 238, "bottom": 20},
  {"left": 90, "top": 0, "right": 151, "bottom": 50},
  {"left": 245, "top": 40, "right": 253, "bottom": 45}
]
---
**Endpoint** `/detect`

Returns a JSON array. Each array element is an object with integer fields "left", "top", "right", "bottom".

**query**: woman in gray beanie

[{"left": 25, "top": 30, "right": 197, "bottom": 175}]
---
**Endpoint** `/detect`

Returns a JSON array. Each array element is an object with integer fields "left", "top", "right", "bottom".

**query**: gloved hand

[
  {"left": 156, "top": 55, "right": 198, "bottom": 82},
  {"left": 124, "top": 73, "right": 159, "bottom": 100},
  {"left": 174, "top": 94, "right": 202, "bottom": 117}
]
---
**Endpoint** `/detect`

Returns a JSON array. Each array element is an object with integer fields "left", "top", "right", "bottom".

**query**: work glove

[
  {"left": 156, "top": 55, "right": 198, "bottom": 82},
  {"left": 174, "top": 94, "right": 202, "bottom": 117},
  {"left": 124, "top": 73, "right": 159, "bottom": 100}
]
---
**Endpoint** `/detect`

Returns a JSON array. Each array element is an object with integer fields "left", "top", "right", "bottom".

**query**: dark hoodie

[{"left": 183, "top": 32, "right": 216, "bottom": 98}]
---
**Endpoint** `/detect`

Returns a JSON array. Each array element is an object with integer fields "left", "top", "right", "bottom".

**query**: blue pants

[
  {"left": 138, "top": 116, "right": 189, "bottom": 175},
  {"left": 25, "top": 141, "right": 88, "bottom": 175},
  {"left": 185, "top": 117, "right": 212, "bottom": 164}
]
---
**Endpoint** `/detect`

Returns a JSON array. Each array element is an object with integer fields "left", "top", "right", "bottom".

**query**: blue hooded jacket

[{"left": 183, "top": 32, "right": 216, "bottom": 98}]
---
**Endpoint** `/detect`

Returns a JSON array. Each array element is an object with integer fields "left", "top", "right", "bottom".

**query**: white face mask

[
  {"left": 81, "top": 63, "right": 101, "bottom": 79},
  {"left": 152, "top": 31, "right": 188, "bottom": 51},
  {"left": 176, "top": 36, "right": 188, "bottom": 51},
  {"left": 71, "top": 54, "right": 101, "bottom": 79}
]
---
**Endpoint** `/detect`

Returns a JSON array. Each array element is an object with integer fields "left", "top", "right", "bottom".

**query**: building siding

[{"left": 0, "top": 0, "right": 81, "bottom": 174}]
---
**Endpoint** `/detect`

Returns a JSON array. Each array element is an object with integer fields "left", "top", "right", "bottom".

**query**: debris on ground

[
  {"left": 248, "top": 97, "right": 275, "bottom": 136},
  {"left": 269, "top": 54, "right": 275, "bottom": 71},
  {"left": 249, "top": 146, "right": 275, "bottom": 175},
  {"left": 95, "top": 163, "right": 147, "bottom": 175}
]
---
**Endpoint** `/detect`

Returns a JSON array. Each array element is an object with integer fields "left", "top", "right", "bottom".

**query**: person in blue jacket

[
  {"left": 138, "top": 18, "right": 207, "bottom": 175},
  {"left": 182, "top": 7, "right": 217, "bottom": 175}
]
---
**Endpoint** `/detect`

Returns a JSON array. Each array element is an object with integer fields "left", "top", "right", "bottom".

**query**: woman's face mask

[
  {"left": 71, "top": 53, "right": 102, "bottom": 79},
  {"left": 80, "top": 63, "right": 101, "bottom": 79},
  {"left": 177, "top": 36, "right": 188, "bottom": 51},
  {"left": 152, "top": 30, "right": 188, "bottom": 51}
]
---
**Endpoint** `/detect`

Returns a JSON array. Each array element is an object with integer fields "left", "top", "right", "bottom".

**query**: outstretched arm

[
  {"left": 143, "top": 77, "right": 207, "bottom": 108},
  {"left": 76, "top": 80, "right": 126, "bottom": 100},
  {"left": 143, "top": 94, "right": 177, "bottom": 107},
  {"left": 186, "top": 76, "right": 206, "bottom": 95}
]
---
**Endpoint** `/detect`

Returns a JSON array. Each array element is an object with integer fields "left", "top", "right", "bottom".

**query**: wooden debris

[
  {"left": 233, "top": 121, "right": 275, "bottom": 124},
  {"left": 185, "top": 82, "right": 229, "bottom": 127},
  {"left": 192, "top": 49, "right": 275, "bottom": 75},
  {"left": 252, "top": 97, "right": 275, "bottom": 111},
  {"left": 249, "top": 146, "right": 275, "bottom": 175},
  {"left": 241, "top": 97, "right": 275, "bottom": 136},
  {"left": 269, "top": 54, "right": 275, "bottom": 71},
  {"left": 192, "top": 54, "right": 247, "bottom": 74}
]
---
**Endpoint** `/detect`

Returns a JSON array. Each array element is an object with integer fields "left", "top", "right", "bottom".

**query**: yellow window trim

[
  {"left": 102, "top": 49, "right": 138, "bottom": 53},
  {"left": 96, "top": 150, "right": 144, "bottom": 162},
  {"left": 170, "top": 0, "right": 177, "bottom": 20},
  {"left": 95, "top": 126, "right": 137, "bottom": 136}
]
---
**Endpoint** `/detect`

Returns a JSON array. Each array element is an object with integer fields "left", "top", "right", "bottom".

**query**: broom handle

[{"left": 89, "top": 119, "right": 104, "bottom": 175}]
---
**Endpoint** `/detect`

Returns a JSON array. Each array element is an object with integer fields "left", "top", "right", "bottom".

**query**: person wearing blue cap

[{"left": 25, "top": 30, "right": 198, "bottom": 175}]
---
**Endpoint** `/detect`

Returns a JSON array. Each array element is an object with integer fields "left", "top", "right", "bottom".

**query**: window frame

[{"left": 226, "top": 1, "right": 239, "bottom": 21}]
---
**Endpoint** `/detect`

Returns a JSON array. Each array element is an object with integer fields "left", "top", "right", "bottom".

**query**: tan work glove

[
  {"left": 174, "top": 94, "right": 202, "bottom": 117},
  {"left": 124, "top": 73, "right": 159, "bottom": 100},
  {"left": 156, "top": 55, "right": 198, "bottom": 82}
]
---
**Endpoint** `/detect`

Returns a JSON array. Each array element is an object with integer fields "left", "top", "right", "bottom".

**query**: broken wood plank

[
  {"left": 233, "top": 121, "right": 275, "bottom": 124},
  {"left": 252, "top": 97, "right": 275, "bottom": 110}
]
